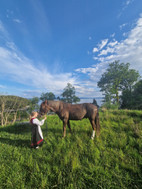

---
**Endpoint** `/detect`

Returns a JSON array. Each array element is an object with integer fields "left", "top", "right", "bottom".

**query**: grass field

[{"left": 0, "top": 110, "right": 142, "bottom": 189}]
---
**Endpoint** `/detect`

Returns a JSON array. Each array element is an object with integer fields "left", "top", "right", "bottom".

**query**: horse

[{"left": 39, "top": 100, "right": 100, "bottom": 139}]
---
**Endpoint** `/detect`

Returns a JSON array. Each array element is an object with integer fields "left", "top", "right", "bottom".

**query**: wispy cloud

[
  {"left": 118, "top": 0, "right": 134, "bottom": 18},
  {"left": 76, "top": 67, "right": 98, "bottom": 74},
  {"left": 0, "top": 19, "right": 99, "bottom": 100},
  {"left": 0, "top": 20, "right": 77, "bottom": 97},
  {"left": 0, "top": 20, "right": 9, "bottom": 40},
  {"left": 13, "top": 19, "right": 22, "bottom": 24},
  {"left": 92, "top": 47, "right": 98, "bottom": 53},
  {"left": 107, "top": 40, "right": 118, "bottom": 47},
  {"left": 119, "top": 23, "right": 127, "bottom": 30},
  {"left": 0, "top": 20, "right": 5, "bottom": 32},
  {"left": 0, "top": 84, "right": 6, "bottom": 88},
  {"left": 98, "top": 47, "right": 115, "bottom": 56},
  {"left": 29, "top": 0, "right": 51, "bottom": 37},
  {"left": 0, "top": 45, "right": 77, "bottom": 95},
  {"left": 93, "top": 39, "right": 108, "bottom": 53},
  {"left": 98, "top": 39, "right": 108, "bottom": 50},
  {"left": 126, "top": 0, "right": 134, "bottom": 5},
  {"left": 76, "top": 14, "right": 142, "bottom": 89}
]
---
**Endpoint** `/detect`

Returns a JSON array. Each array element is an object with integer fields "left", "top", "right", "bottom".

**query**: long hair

[{"left": 29, "top": 111, "right": 37, "bottom": 121}]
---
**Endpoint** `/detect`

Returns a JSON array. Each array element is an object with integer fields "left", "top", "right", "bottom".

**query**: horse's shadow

[
  {"left": 0, "top": 137, "right": 30, "bottom": 147},
  {"left": 43, "top": 126, "right": 92, "bottom": 137},
  {"left": 0, "top": 123, "right": 31, "bottom": 135},
  {"left": 42, "top": 127, "right": 62, "bottom": 134},
  {"left": 0, "top": 123, "right": 31, "bottom": 147},
  {"left": 0, "top": 122, "right": 92, "bottom": 147}
]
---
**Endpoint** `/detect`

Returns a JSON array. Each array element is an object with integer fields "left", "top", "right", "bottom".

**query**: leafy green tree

[
  {"left": 120, "top": 89, "right": 134, "bottom": 109},
  {"left": 121, "top": 80, "right": 142, "bottom": 109},
  {"left": 40, "top": 92, "right": 55, "bottom": 101},
  {"left": 0, "top": 95, "right": 30, "bottom": 126},
  {"left": 97, "top": 61, "right": 140, "bottom": 106},
  {"left": 28, "top": 97, "right": 39, "bottom": 112},
  {"left": 61, "top": 83, "right": 80, "bottom": 104},
  {"left": 132, "top": 80, "right": 142, "bottom": 109}
]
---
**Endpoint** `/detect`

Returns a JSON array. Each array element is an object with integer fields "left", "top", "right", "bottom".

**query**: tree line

[
  {"left": 0, "top": 60, "right": 141, "bottom": 126},
  {"left": 0, "top": 96, "right": 29, "bottom": 126},
  {"left": 31, "top": 60, "right": 142, "bottom": 111},
  {"left": 0, "top": 83, "right": 80, "bottom": 126}
]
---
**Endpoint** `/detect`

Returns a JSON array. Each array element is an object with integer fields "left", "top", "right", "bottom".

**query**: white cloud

[
  {"left": 118, "top": 0, "right": 134, "bottom": 18},
  {"left": 0, "top": 20, "right": 9, "bottom": 39},
  {"left": 6, "top": 41, "right": 17, "bottom": 51},
  {"left": 110, "top": 33, "right": 115, "bottom": 38},
  {"left": 126, "top": 0, "right": 133, "bottom": 6},
  {"left": 98, "top": 39, "right": 108, "bottom": 50},
  {"left": 0, "top": 21, "right": 5, "bottom": 32},
  {"left": 0, "top": 19, "right": 78, "bottom": 97},
  {"left": 76, "top": 67, "right": 98, "bottom": 74},
  {"left": 93, "top": 40, "right": 118, "bottom": 56},
  {"left": 75, "top": 82, "right": 103, "bottom": 99},
  {"left": 13, "top": 19, "right": 22, "bottom": 24},
  {"left": 120, "top": 23, "right": 127, "bottom": 30},
  {"left": 95, "top": 15, "right": 142, "bottom": 74},
  {"left": 0, "top": 84, "right": 6, "bottom": 88},
  {"left": 92, "top": 39, "right": 108, "bottom": 54},
  {"left": 0, "top": 46, "right": 77, "bottom": 95},
  {"left": 0, "top": 19, "right": 100, "bottom": 100},
  {"left": 30, "top": 0, "right": 51, "bottom": 36},
  {"left": 98, "top": 47, "right": 115, "bottom": 56},
  {"left": 92, "top": 47, "right": 98, "bottom": 53},
  {"left": 76, "top": 15, "right": 142, "bottom": 94},
  {"left": 108, "top": 40, "right": 118, "bottom": 47}
]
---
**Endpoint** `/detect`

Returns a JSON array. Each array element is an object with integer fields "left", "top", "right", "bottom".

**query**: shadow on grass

[
  {"left": 42, "top": 127, "right": 62, "bottom": 134},
  {"left": 43, "top": 127, "right": 91, "bottom": 136},
  {"left": 0, "top": 123, "right": 31, "bottom": 135},
  {"left": 0, "top": 137, "right": 30, "bottom": 147}
]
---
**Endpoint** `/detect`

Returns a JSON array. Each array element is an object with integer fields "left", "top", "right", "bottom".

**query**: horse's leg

[
  {"left": 63, "top": 118, "right": 68, "bottom": 137},
  {"left": 95, "top": 111, "right": 100, "bottom": 136},
  {"left": 67, "top": 120, "right": 72, "bottom": 133},
  {"left": 89, "top": 119, "right": 96, "bottom": 140}
]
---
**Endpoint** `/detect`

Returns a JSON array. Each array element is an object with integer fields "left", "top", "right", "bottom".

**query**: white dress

[{"left": 32, "top": 118, "right": 45, "bottom": 139}]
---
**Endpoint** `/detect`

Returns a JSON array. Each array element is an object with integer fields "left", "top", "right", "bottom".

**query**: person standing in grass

[{"left": 30, "top": 111, "right": 47, "bottom": 149}]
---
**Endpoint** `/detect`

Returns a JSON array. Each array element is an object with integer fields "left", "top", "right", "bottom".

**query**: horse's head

[{"left": 39, "top": 100, "right": 50, "bottom": 115}]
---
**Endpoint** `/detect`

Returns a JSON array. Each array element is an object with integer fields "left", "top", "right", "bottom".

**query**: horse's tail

[{"left": 95, "top": 108, "right": 100, "bottom": 136}]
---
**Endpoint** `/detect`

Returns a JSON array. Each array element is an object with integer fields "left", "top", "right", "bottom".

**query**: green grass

[{"left": 0, "top": 110, "right": 142, "bottom": 189}]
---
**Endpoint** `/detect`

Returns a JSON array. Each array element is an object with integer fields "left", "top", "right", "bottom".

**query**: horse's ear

[{"left": 45, "top": 100, "right": 47, "bottom": 104}]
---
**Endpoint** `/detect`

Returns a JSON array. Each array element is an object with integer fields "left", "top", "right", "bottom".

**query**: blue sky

[{"left": 0, "top": 0, "right": 142, "bottom": 103}]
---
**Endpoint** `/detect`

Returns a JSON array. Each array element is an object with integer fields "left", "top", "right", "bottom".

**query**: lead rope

[{"left": 45, "top": 118, "right": 48, "bottom": 136}]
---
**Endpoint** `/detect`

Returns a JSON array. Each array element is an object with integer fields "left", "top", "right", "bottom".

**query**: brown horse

[{"left": 40, "top": 100, "right": 100, "bottom": 139}]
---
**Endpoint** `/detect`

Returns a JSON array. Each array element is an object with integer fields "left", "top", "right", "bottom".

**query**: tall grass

[{"left": 0, "top": 110, "right": 142, "bottom": 189}]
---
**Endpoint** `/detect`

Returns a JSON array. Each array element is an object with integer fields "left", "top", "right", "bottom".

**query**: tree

[
  {"left": 28, "top": 97, "right": 40, "bottom": 112},
  {"left": 40, "top": 92, "right": 55, "bottom": 101},
  {"left": 97, "top": 61, "right": 140, "bottom": 106},
  {"left": 0, "top": 95, "right": 30, "bottom": 126},
  {"left": 121, "top": 80, "right": 142, "bottom": 109},
  {"left": 132, "top": 80, "right": 142, "bottom": 109},
  {"left": 61, "top": 83, "right": 80, "bottom": 104},
  {"left": 120, "top": 89, "right": 131, "bottom": 109}
]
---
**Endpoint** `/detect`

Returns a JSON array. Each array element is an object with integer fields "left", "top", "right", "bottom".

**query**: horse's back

[
  {"left": 63, "top": 103, "right": 86, "bottom": 120},
  {"left": 62, "top": 103, "right": 98, "bottom": 120}
]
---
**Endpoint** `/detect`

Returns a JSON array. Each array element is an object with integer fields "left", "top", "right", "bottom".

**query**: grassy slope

[{"left": 0, "top": 110, "right": 142, "bottom": 189}]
